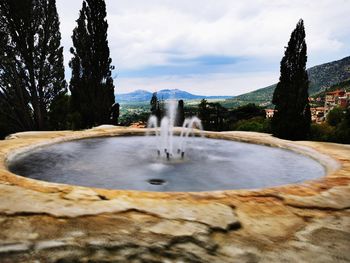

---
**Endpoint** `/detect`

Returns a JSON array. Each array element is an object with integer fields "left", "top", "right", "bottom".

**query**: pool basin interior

[{"left": 8, "top": 136, "right": 325, "bottom": 192}]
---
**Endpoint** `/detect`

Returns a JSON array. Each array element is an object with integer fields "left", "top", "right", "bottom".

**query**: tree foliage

[
  {"left": 149, "top": 92, "right": 162, "bottom": 120},
  {"left": 48, "top": 93, "right": 70, "bottom": 130},
  {"left": 234, "top": 117, "right": 271, "bottom": 133},
  {"left": 198, "top": 99, "right": 227, "bottom": 131},
  {"left": 326, "top": 107, "right": 344, "bottom": 127},
  {"left": 272, "top": 19, "right": 311, "bottom": 140},
  {"left": 150, "top": 92, "right": 158, "bottom": 115},
  {"left": 109, "top": 102, "right": 120, "bottom": 125},
  {"left": 0, "top": 0, "right": 66, "bottom": 137},
  {"left": 177, "top": 100, "right": 185, "bottom": 126},
  {"left": 228, "top": 103, "right": 265, "bottom": 123},
  {"left": 69, "top": 0, "right": 115, "bottom": 129},
  {"left": 334, "top": 109, "right": 350, "bottom": 143}
]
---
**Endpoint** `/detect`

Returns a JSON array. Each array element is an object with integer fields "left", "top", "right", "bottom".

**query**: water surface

[{"left": 9, "top": 136, "right": 325, "bottom": 191}]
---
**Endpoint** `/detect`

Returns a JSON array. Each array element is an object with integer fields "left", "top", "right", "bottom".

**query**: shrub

[
  {"left": 326, "top": 107, "right": 344, "bottom": 126},
  {"left": 234, "top": 117, "right": 271, "bottom": 133},
  {"left": 309, "top": 123, "right": 335, "bottom": 142},
  {"left": 334, "top": 109, "right": 350, "bottom": 144}
]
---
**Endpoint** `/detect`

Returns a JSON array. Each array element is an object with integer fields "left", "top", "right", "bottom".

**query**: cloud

[{"left": 56, "top": 0, "right": 350, "bottom": 95}]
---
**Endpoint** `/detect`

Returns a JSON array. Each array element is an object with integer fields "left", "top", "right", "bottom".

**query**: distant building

[
  {"left": 310, "top": 107, "right": 325, "bottom": 123},
  {"left": 265, "top": 109, "right": 276, "bottom": 119},
  {"left": 324, "top": 89, "right": 348, "bottom": 116},
  {"left": 129, "top": 122, "right": 146, "bottom": 128},
  {"left": 338, "top": 97, "right": 348, "bottom": 108},
  {"left": 264, "top": 89, "right": 349, "bottom": 123}
]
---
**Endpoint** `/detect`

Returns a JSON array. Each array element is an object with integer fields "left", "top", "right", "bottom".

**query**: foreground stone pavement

[{"left": 0, "top": 126, "right": 349, "bottom": 262}]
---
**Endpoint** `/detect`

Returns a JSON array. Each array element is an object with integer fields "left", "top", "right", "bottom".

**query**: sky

[{"left": 56, "top": 0, "right": 350, "bottom": 96}]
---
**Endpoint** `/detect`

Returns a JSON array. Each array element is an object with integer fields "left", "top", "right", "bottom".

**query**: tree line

[
  {"left": 148, "top": 92, "right": 267, "bottom": 132},
  {"left": 0, "top": 0, "right": 117, "bottom": 138}
]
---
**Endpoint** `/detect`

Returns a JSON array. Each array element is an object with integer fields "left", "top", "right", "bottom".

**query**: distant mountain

[
  {"left": 224, "top": 56, "right": 350, "bottom": 107},
  {"left": 116, "top": 89, "right": 232, "bottom": 102},
  {"left": 116, "top": 89, "right": 151, "bottom": 102}
]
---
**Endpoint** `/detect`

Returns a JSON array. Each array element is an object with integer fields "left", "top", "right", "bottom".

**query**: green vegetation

[
  {"left": 69, "top": 0, "right": 115, "bottom": 129},
  {"left": 110, "top": 103, "right": 120, "bottom": 125},
  {"left": 48, "top": 94, "right": 71, "bottom": 130},
  {"left": 198, "top": 99, "right": 227, "bottom": 131},
  {"left": 327, "top": 107, "right": 344, "bottom": 126},
  {"left": 272, "top": 19, "right": 311, "bottom": 140},
  {"left": 309, "top": 123, "right": 335, "bottom": 142},
  {"left": 234, "top": 117, "right": 271, "bottom": 133},
  {"left": 118, "top": 101, "right": 149, "bottom": 126},
  {"left": 0, "top": 0, "right": 66, "bottom": 138},
  {"left": 197, "top": 100, "right": 268, "bottom": 132},
  {"left": 222, "top": 85, "right": 276, "bottom": 108},
  {"left": 150, "top": 92, "right": 163, "bottom": 121},
  {"left": 118, "top": 97, "right": 270, "bottom": 133},
  {"left": 310, "top": 108, "right": 350, "bottom": 144}
]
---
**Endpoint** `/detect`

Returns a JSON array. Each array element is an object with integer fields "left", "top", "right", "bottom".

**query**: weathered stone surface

[
  {"left": 35, "top": 240, "right": 69, "bottom": 250},
  {"left": 146, "top": 220, "right": 209, "bottom": 236},
  {"left": 0, "top": 243, "right": 30, "bottom": 253},
  {"left": 0, "top": 126, "right": 349, "bottom": 262},
  {"left": 282, "top": 185, "right": 350, "bottom": 209}
]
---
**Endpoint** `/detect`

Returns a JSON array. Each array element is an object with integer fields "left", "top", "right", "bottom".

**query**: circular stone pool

[{"left": 8, "top": 136, "right": 325, "bottom": 192}]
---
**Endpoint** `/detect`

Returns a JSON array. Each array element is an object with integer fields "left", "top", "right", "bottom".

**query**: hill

[
  {"left": 224, "top": 56, "right": 350, "bottom": 108},
  {"left": 116, "top": 89, "right": 232, "bottom": 102},
  {"left": 312, "top": 78, "right": 350, "bottom": 98},
  {"left": 116, "top": 90, "right": 151, "bottom": 102}
]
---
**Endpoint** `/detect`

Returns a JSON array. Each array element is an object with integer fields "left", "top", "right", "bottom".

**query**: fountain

[
  {"left": 7, "top": 99, "right": 325, "bottom": 191},
  {"left": 146, "top": 100, "right": 203, "bottom": 160}
]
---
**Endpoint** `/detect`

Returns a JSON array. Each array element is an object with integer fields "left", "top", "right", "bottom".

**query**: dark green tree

[
  {"left": 198, "top": 99, "right": 209, "bottom": 129},
  {"left": 48, "top": 94, "right": 70, "bottom": 130},
  {"left": 228, "top": 103, "right": 265, "bottom": 122},
  {"left": 0, "top": 0, "right": 66, "bottom": 136},
  {"left": 109, "top": 102, "right": 120, "bottom": 125},
  {"left": 334, "top": 109, "right": 350, "bottom": 143},
  {"left": 326, "top": 107, "right": 344, "bottom": 126},
  {"left": 177, "top": 99, "right": 185, "bottom": 126},
  {"left": 272, "top": 19, "right": 311, "bottom": 140},
  {"left": 150, "top": 92, "right": 158, "bottom": 115},
  {"left": 150, "top": 92, "right": 163, "bottom": 120},
  {"left": 197, "top": 99, "right": 229, "bottom": 131},
  {"left": 69, "top": 0, "right": 115, "bottom": 129}
]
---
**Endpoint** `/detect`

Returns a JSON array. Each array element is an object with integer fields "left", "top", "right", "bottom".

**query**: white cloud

[{"left": 56, "top": 0, "right": 350, "bottom": 95}]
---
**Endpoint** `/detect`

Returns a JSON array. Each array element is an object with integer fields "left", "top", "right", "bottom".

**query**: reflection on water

[{"left": 9, "top": 136, "right": 325, "bottom": 192}]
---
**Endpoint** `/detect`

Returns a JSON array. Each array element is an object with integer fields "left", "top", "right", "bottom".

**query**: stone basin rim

[{"left": 1, "top": 127, "right": 343, "bottom": 196}]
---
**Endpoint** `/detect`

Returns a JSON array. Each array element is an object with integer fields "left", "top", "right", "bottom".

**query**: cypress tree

[
  {"left": 0, "top": 0, "right": 66, "bottom": 135},
  {"left": 69, "top": 0, "right": 115, "bottom": 129},
  {"left": 198, "top": 99, "right": 209, "bottom": 130},
  {"left": 150, "top": 92, "right": 158, "bottom": 115},
  {"left": 109, "top": 102, "right": 120, "bottom": 125},
  {"left": 177, "top": 100, "right": 185, "bottom": 126},
  {"left": 272, "top": 19, "right": 311, "bottom": 140}
]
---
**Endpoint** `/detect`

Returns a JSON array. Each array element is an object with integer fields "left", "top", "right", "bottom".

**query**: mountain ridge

[
  {"left": 224, "top": 56, "right": 350, "bottom": 107},
  {"left": 116, "top": 89, "right": 232, "bottom": 102}
]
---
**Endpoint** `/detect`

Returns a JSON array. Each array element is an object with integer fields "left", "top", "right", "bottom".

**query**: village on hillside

[{"left": 266, "top": 89, "right": 350, "bottom": 123}]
